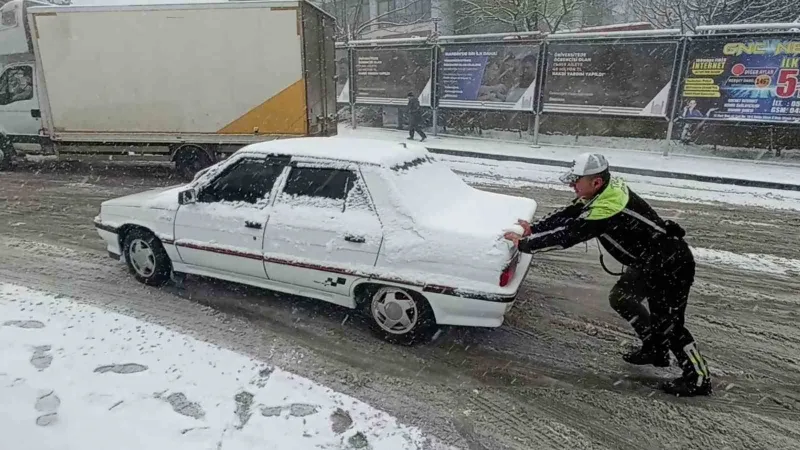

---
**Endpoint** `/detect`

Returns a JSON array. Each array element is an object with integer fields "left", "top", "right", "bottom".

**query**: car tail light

[{"left": 499, "top": 252, "right": 519, "bottom": 287}]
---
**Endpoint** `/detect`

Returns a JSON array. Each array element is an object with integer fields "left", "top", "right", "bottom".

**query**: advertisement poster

[
  {"left": 681, "top": 37, "right": 800, "bottom": 124},
  {"left": 542, "top": 41, "right": 678, "bottom": 117},
  {"left": 438, "top": 43, "right": 540, "bottom": 111},
  {"left": 353, "top": 47, "right": 432, "bottom": 106},
  {"left": 335, "top": 48, "right": 350, "bottom": 103}
]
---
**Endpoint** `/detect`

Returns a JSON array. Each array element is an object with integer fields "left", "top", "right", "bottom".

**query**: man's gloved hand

[{"left": 664, "top": 220, "right": 686, "bottom": 238}]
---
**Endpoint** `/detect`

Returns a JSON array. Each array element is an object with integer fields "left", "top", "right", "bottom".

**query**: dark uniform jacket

[{"left": 518, "top": 177, "right": 692, "bottom": 273}]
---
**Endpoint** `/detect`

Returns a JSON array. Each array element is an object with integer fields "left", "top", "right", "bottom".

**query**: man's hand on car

[
  {"left": 517, "top": 219, "right": 532, "bottom": 237},
  {"left": 504, "top": 219, "right": 533, "bottom": 247},
  {"left": 503, "top": 232, "right": 521, "bottom": 246}
]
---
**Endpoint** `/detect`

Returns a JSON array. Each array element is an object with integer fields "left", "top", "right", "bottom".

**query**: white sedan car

[{"left": 94, "top": 137, "right": 538, "bottom": 345}]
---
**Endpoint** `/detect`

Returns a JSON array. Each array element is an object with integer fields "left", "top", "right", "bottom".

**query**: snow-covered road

[
  {"left": 2, "top": 158, "right": 800, "bottom": 449},
  {"left": 440, "top": 154, "right": 800, "bottom": 212},
  {"left": 0, "top": 283, "right": 452, "bottom": 450}
]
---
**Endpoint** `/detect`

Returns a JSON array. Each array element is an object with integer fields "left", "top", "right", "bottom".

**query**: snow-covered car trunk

[{"left": 365, "top": 156, "right": 538, "bottom": 288}]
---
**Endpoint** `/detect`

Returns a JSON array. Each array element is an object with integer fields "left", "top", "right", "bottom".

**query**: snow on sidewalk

[
  {"left": 337, "top": 125, "right": 800, "bottom": 188},
  {"left": 439, "top": 154, "right": 800, "bottom": 211},
  {"left": 0, "top": 283, "right": 455, "bottom": 450}
]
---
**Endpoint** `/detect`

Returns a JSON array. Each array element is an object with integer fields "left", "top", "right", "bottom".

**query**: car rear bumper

[
  {"left": 425, "top": 292, "right": 516, "bottom": 327},
  {"left": 425, "top": 252, "right": 532, "bottom": 327}
]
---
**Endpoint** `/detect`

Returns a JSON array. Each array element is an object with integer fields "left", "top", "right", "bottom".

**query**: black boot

[
  {"left": 660, "top": 371, "right": 712, "bottom": 397},
  {"left": 661, "top": 342, "right": 712, "bottom": 397},
  {"left": 623, "top": 345, "right": 670, "bottom": 368}
]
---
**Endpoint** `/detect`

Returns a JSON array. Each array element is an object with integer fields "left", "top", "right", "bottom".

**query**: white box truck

[
  {"left": 0, "top": 0, "right": 47, "bottom": 170},
  {"left": 0, "top": 0, "right": 337, "bottom": 177}
]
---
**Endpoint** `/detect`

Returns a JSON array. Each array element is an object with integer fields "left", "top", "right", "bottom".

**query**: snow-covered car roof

[{"left": 236, "top": 137, "right": 430, "bottom": 168}]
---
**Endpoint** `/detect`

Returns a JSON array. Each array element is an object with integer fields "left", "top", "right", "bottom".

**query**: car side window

[
  {"left": 199, "top": 158, "right": 284, "bottom": 205},
  {"left": 1, "top": 8, "right": 17, "bottom": 29},
  {"left": 278, "top": 166, "right": 356, "bottom": 208},
  {"left": 0, "top": 66, "right": 34, "bottom": 106}
]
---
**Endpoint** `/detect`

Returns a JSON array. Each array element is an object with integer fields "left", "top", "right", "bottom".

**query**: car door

[
  {"left": 263, "top": 160, "right": 383, "bottom": 301},
  {"left": 173, "top": 155, "right": 288, "bottom": 280},
  {"left": 0, "top": 64, "right": 41, "bottom": 149}
]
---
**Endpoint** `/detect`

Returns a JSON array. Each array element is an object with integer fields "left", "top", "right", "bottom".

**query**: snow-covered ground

[
  {"left": 338, "top": 126, "right": 800, "bottom": 187},
  {"left": 0, "top": 283, "right": 455, "bottom": 450},
  {"left": 2, "top": 147, "right": 800, "bottom": 449},
  {"left": 437, "top": 153, "right": 800, "bottom": 211},
  {"left": 691, "top": 248, "right": 800, "bottom": 276}
]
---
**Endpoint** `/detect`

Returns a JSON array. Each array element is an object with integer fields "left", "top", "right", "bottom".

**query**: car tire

[
  {"left": 361, "top": 285, "right": 437, "bottom": 346},
  {"left": 122, "top": 228, "right": 172, "bottom": 286},
  {"left": 174, "top": 145, "right": 213, "bottom": 181}
]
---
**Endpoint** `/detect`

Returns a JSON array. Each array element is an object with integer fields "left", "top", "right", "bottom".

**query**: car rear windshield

[{"left": 388, "top": 156, "right": 473, "bottom": 219}]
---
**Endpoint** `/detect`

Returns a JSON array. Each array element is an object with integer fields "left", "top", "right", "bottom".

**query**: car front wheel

[
  {"left": 123, "top": 228, "right": 172, "bottom": 286},
  {"left": 364, "top": 286, "right": 437, "bottom": 346}
]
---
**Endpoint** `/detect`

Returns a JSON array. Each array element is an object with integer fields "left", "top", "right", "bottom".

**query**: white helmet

[{"left": 559, "top": 152, "right": 609, "bottom": 184}]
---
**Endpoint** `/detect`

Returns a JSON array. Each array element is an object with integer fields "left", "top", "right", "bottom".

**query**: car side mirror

[{"left": 178, "top": 188, "right": 197, "bottom": 205}]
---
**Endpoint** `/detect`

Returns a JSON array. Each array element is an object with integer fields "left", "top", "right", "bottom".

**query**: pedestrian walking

[{"left": 406, "top": 92, "right": 426, "bottom": 142}]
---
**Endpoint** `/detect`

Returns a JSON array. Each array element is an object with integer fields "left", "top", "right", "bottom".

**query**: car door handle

[
  {"left": 244, "top": 221, "right": 262, "bottom": 230},
  {"left": 344, "top": 234, "right": 365, "bottom": 243},
  {"left": 31, "top": 109, "right": 41, "bottom": 118}
]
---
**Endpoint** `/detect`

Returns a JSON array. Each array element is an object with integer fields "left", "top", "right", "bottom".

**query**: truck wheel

[
  {"left": 174, "top": 145, "right": 213, "bottom": 181},
  {"left": 0, "top": 134, "right": 15, "bottom": 171},
  {"left": 359, "top": 285, "right": 437, "bottom": 346}
]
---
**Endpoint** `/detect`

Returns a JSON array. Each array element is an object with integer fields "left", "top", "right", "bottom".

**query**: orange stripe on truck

[{"left": 217, "top": 79, "right": 308, "bottom": 135}]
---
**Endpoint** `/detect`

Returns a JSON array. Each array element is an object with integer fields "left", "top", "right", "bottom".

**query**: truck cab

[{"left": 0, "top": 0, "right": 50, "bottom": 165}]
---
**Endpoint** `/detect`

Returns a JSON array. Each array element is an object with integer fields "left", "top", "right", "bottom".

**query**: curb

[{"left": 426, "top": 147, "right": 800, "bottom": 192}]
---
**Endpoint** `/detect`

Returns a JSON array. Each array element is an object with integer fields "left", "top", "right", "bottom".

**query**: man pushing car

[{"left": 504, "top": 153, "right": 712, "bottom": 397}]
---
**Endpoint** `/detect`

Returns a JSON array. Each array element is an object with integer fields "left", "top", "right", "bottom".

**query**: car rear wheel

[
  {"left": 362, "top": 286, "right": 437, "bottom": 346},
  {"left": 123, "top": 228, "right": 172, "bottom": 286}
]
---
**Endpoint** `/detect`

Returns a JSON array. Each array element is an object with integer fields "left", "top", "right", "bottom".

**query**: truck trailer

[{"left": 0, "top": 0, "right": 337, "bottom": 178}]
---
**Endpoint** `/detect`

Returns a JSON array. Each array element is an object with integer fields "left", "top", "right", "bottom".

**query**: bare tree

[
  {"left": 316, "top": 0, "right": 439, "bottom": 40},
  {"left": 629, "top": 0, "right": 798, "bottom": 32},
  {"left": 453, "top": 0, "right": 584, "bottom": 34}
]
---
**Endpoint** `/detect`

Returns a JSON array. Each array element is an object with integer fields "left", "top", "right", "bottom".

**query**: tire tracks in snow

[{"left": 3, "top": 167, "right": 800, "bottom": 449}]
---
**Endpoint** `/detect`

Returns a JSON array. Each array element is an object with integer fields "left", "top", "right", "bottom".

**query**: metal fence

[{"left": 335, "top": 25, "right": 800, "bottom": 153}]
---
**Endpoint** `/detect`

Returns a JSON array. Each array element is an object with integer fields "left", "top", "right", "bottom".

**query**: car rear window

[{"left": 387, "top": 156, "right": 473, "bottom": 218}]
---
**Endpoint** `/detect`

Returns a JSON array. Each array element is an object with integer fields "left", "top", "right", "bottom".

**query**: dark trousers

[
  {"left": 408, "top": 120, "right": 426, "bottom": 140},
  {"left": 609, "top": 247, "right": 710, "bottom": 379}
]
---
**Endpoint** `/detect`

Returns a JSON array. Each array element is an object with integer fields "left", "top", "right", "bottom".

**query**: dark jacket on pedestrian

[
  {"left": 407, "top": 96, "right": 422, "bottom": 126},
  {"left": 518, "top": 176, "right": 691, "bottom": 273}
]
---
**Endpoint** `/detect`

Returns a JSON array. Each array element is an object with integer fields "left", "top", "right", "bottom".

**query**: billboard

[
  {"left": 353, "top": 47, "right": 432, "bottom": 106},
  {"left": 437, "top": 43, "right": 540, "bottom": 111},
  {"left": 680, "top": 37, "right": 800, "bottom": 124},
  {"left": 542, "top": 40, "right": 678, "bottom": 117}
]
